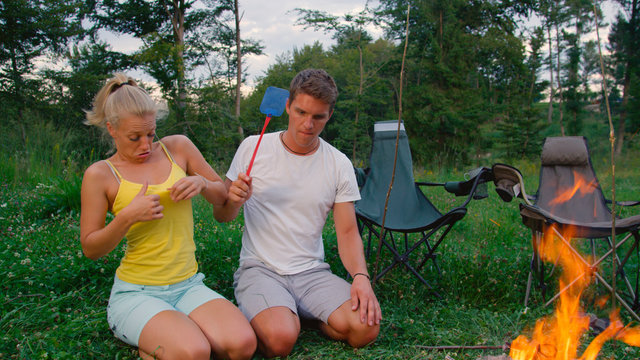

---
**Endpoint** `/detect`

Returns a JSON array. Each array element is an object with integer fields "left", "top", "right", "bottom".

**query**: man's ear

[{"left": 285, "top": 98, "right": 291, "bottom": 114}]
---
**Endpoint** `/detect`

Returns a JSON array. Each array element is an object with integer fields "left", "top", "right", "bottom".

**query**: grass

[{"left": 2, "top": 151, "right": 640, "bottom": 359}]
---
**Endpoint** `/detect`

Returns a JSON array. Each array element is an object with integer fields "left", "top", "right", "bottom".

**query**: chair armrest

[
  {"left": 416, "top": 181, "right": 445, "bottom": 187},
  {"left": 605, "top": 199, "right": 640, "bottom": 207},
  {"left": 354, "top": 167, "right": 369, "bottom": 187},
  {"left": 492, "top": 163, "right": 534, "bottom": 205},
  {"left": 435, "top": 167, "right": 493, "bottom": 200}
]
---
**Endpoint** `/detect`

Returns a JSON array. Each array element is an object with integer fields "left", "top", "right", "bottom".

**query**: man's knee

[
  {"left": 258, "top": 324, "right": 299, "bottom": 357},
  {"left": 326, "top": 303, "right": 380, "bottom": 348},
  {"left": 251, "top": 307, "right": 300, "bottom": 357},
  {"left": 346, "top": 321, "right": 379, "bottom": 348}
]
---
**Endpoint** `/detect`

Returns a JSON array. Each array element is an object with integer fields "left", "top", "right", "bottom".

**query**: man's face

[{"left": 285, "top": 92, "right": 333, "bottom": 152}]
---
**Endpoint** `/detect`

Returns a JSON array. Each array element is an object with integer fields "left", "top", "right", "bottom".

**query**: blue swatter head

[{"left": 259, "top": 86, "right": 289, "bottom": 117}]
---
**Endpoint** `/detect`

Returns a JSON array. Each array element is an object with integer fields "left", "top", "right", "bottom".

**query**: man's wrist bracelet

[{"left": 353, "top": 272, "right": 370, "bottom": 280}]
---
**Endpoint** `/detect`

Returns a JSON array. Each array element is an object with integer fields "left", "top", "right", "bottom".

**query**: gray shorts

[{"left": 233, "top": 259, "right": 351, "bottom": 323}]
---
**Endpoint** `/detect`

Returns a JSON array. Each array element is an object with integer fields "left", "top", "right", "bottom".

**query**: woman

[{"left": 80, "top": 73, "right": 256, "bottom": 359}]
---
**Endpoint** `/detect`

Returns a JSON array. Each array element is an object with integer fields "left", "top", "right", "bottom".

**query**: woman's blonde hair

[{"left": 85, "top": 73, "right": 157, "bottom": 129}]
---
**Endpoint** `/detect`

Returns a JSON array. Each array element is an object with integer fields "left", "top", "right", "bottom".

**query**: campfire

[{"left": 509, "top": 170, "right": 640, "bottom": 359}]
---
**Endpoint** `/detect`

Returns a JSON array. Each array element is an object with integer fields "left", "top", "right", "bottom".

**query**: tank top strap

[
  {"left": 158, "top": 141, "right": 177, "bottom": 166},
  {"left": 103, "top": 160, "right": 122, "bottom": 184}
]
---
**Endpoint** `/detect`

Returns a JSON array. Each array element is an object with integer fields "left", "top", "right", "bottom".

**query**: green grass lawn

[{"left": 2, "top": 158, "right": 640, "bottom": 359}]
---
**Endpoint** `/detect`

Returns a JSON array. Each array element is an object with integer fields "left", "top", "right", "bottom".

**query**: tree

[
  {"left": 96, "top": 1, "right": 220, "bottom": 128},
  {"left": 96, "top": 0, "right": 263, "bottom": 140},
  {"left": 293, "top": 3, "right": 385, "bottom": 162},
  {"left": 581, "top": 40, "right": 600, "bottom": 102},
  {"left": 496, "top": 26, "right": 548, "bottom": 158},
  {"left": 609, "top": 0, "right": 640, "bottom": 155},
  {"left": 0, "top": 0, "right": 88, "bottom": 144},
  {"left": 376, "top": 0, "right": 537, "bottom": 165},
  {"left": 194, "top": 0, "right": 263, "bottom": 136},
  {"left": 563, "top": 0, "right": 598, "bottom": 135},
  {"left": 41, "top": 41, "right": 133, "bottom": 159}
]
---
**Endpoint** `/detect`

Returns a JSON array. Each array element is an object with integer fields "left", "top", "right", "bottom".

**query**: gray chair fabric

[
  {"left": 497, "top": 136, "right": 640, "bottom": 320},
  {"left": 521, "top": 136, "right": 640, "bottom": 238}
]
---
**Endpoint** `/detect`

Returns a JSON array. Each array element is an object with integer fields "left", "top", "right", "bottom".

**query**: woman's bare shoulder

[
  {"left": 83, "top": 160, "right": 115, "bottom": 183},
  {"left": 160, "top": 134, "right": 200, "bottom": 159}
]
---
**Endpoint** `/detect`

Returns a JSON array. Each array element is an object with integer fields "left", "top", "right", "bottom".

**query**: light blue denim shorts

[{"left": 106, "top": 272, "right": 225, "bottom": 346}]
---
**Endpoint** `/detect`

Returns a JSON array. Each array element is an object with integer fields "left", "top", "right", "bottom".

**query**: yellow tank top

[{"left": 105, "top": 142, "right": 197, "bottom": 285}]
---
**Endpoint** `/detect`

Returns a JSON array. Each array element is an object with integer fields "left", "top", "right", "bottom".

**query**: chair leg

[
  {"left": 524, "top": 271, "right": 533, "bottom": 307},
  {"left": 417, "top": 231, "right": 441, "bottom": 275},
  {"left": 545, "top": 227, "right": 640, "bottom": 321},
  {"left": 531, "top": 231, "right": 548, "bottom": 301},
  {"left": 603, "top": 233, "right": 640, "bottom": 309},
  {"left": 356, "top": 219, "right": 453, "bottom": 298}
]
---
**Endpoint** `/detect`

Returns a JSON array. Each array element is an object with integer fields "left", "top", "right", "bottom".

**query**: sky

[{"left": 98, "top": 0, "right": 622, "bottom": 94}]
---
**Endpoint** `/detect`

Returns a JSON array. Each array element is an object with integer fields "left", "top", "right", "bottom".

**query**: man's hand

[
  {"left": 228, "top": 172, "right": 252, "bottom": 204},
  {"left": 350, "top": 275, "right": 382, "bottom": 326}
]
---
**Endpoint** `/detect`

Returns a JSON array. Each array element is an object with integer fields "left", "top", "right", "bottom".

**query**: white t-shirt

[{"left": 226, "top": 131, "right": 361, "bottom": 275}]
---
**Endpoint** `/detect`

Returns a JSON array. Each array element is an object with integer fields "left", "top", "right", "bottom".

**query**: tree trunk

[
  {"left": 234, "top": 0, "right": 244, "bottom": 136},
  {"left": 547, "top": 24, "right": 554, "bottom": 124},
  {"left": 352, "top": 38, "right": 364, "bottom": 163},
  {"left": 168, "top": 0, "right": 187, "bottom": 131},
  {"left": 555, "top": 20, "right": 565, "bottom": 136},
  {"left": 617, "top": 68, "right": 631, "bottom": 155},
  {"left": 439, "top": 10, "right": 443, "bottom": 52},
  {"left": 9, "top": 45, "right": 26, "bottom": 146},
  {"left": 616, "top": 0, "right": 638, "bottom": 155}
]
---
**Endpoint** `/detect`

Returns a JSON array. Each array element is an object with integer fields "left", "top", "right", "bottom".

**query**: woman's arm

[
  {"left": 80, "top": 162, "right": 163, "bottom": 260},
  {"left": 162, "top": 134, "right": 228, "bottom": 208}
]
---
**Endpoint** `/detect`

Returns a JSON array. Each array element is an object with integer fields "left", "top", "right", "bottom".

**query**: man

[{"left": 215, "top": 69, "right": 381, "bottom": 357}]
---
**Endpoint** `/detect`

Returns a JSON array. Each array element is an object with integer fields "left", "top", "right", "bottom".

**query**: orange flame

[
  {"left": 510, "top": 226, "right": 640, "bottom": 359},
  {"left": 509, "top": 170, "right": 640, "bottom": 359},
  {"left": 548, "top": 170, "right": 597, "bottom": 206}
]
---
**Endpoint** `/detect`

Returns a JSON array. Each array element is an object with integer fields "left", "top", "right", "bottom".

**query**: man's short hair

[{"left": 289, "top": 69, "right": 338, "bottom": 111}]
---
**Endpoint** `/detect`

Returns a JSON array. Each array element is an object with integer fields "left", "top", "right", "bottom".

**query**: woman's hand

[
  {"left": 125, "top": 182, "right": 164, "bottom": 221},
  {"left": 168, "top": 175, "right": 205, "bottom": 202}
]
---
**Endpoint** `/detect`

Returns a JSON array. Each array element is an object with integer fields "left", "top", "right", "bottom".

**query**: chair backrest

[
  {"left": 535, "top": 136, "right": 611, "bottom": 223},
  {"left": 355, "top": 121, "right": 442, "bottom": 231}
]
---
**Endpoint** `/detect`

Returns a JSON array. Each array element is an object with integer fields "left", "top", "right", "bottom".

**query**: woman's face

[{"left": 107, "top": 112, "right": 157, "bottom": 163}]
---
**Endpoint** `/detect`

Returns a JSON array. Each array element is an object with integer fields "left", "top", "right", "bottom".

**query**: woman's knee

[
  {"left": 177, "top": 340, "right": 211, "bottom": 360},
  {"left": 139, "top": 335, "right": 211, "bottom": 360},
  {"left": 224, "top": 328, "right": 257, "bottom": 360}
]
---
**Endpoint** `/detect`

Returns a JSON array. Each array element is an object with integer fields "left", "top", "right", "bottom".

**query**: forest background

[
  {"left": 3, "top": 0, "right": 640, "bottom": 175},
  {"left": 3, "top": 0, "right": 640, "bottom": 358}
]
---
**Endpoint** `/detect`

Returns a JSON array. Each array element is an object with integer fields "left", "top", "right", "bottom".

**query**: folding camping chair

[
  {"left": 492, "top": 136, "right": 640, "bottom": 321},
  {"left": 354, "top": 120, "right": 493, "bottom": 294}
]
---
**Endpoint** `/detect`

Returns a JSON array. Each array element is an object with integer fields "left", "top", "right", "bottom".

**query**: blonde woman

[{"left": 80, "top": 73, "right": 256, "bottom": 359}]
